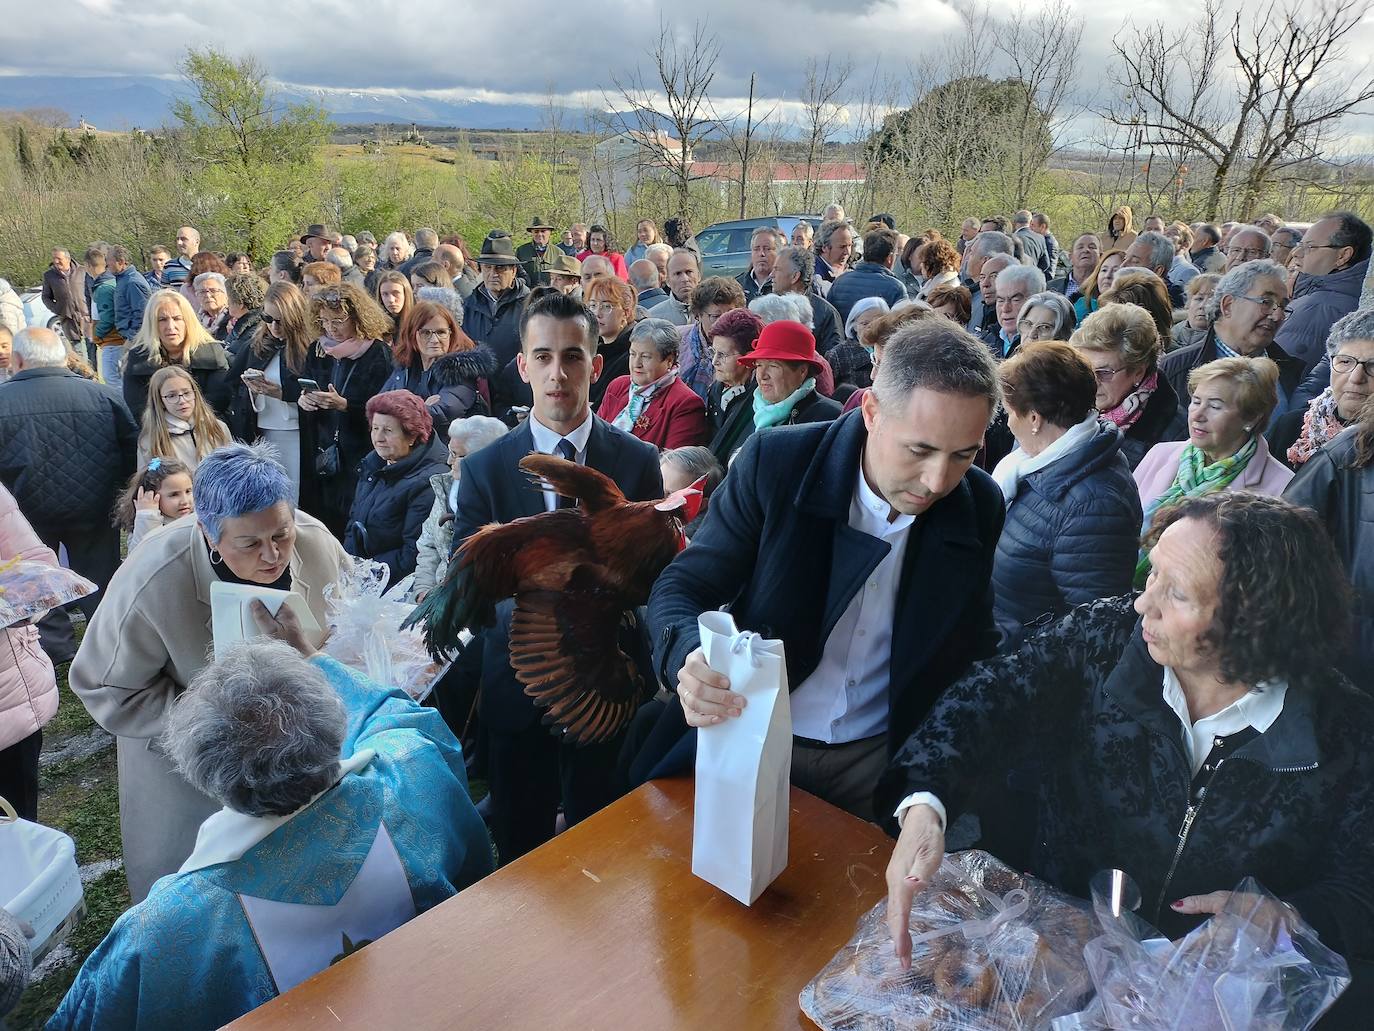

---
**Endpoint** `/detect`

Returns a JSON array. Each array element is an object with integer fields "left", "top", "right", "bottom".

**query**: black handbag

[{"left": 312, "top": 360, "right": 357, "bottom": 478}]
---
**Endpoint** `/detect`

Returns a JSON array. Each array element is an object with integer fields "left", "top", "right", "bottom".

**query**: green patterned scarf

[{"left": 1133, "top": 437, "right": 1258, "bottom": 587}]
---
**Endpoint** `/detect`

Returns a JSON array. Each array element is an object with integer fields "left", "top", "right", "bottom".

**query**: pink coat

[
  {"left": 1133, "top": 437, "right": 1294, "bottom": 510},
  {"left": 0, "top": 485, "right": 59, "bottom": 751}
]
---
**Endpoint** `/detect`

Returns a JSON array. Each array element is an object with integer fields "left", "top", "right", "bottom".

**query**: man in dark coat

[
  {"left": 639, "top": 319, "right": 1005, "bottom": 821},
  {"left": 396, "top": 228, "right": 438, "bottom": 279},
  {"left": 828, "top": 228, "right": 910, "bottom": 323},
  {"left": 516, "top": 218, "right": 562, "bottom": 286},
  {"left": 1013, "top": 210, "right": 1051, "bottom": 277},
  {"left": 452, "top": 290, "right": 663, "bottom": 863},
  {"left": 771, "top": 246, "right": 843, "bottom": 357},
  {"left": 735, "top": 226, "right": 783, "bottom": 302},
  {"left": 0, "top": 329, "right": 137, "bottom": 655},
  {"left": 42, "top": 248, "right": 85, "bottom": 344},
  {"left": 1274, "top": 211, "right": 1371, "bottom": 375}
]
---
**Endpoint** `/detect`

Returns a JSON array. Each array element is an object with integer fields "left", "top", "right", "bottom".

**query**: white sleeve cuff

[{"left": 895, "top": 792, "right": 947, "bottom": 832}]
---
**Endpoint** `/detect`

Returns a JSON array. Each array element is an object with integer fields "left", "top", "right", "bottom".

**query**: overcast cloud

[{"left": 5, "top": 0, "right": 1374, "bottom": 141}]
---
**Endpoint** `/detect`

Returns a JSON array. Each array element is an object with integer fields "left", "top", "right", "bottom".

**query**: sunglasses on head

[{"left": 319, "top": 290, "right": 345, "bottom": 309}]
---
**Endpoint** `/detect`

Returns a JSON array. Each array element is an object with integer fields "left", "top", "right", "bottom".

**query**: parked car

[
  {"left": 693, "top": 216, "right": 821, "bottom": 279},
  {"left": 22, "top": 289, "right": 61, "bottom": 333}
]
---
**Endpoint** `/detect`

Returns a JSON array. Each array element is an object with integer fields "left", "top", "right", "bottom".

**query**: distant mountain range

[{"left": 0, "top": 75, "right": 567, "bottom": 132}]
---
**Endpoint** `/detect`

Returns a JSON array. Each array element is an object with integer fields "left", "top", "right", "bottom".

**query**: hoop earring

[{"left": 209, "top": 548, "right": 223, "bottom": 564}]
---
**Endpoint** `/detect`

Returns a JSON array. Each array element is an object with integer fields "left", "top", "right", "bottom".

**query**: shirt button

[
  {"left": 857, "top": 629, "right": 866, "bottom": 637},
  {"left": 869, "top": 581, "right": 878, "bottom": 590},
  {"left": 847, "top": 679, "right": 856, "bottom": 687}
]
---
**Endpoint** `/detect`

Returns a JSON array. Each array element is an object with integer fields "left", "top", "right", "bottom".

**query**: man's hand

[
  {"left": 675, "top": 647, "right": 744, "bottom": 727},
  {"left": 250, "top": 599, "right": 328, "bottom": 657},
  {"left": 884, "top": 805, "right": 945, "bottom": 970}
]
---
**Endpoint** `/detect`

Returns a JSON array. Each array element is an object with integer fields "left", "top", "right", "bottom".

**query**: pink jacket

[
  {"left": 0, "top": 485, "right": 59, "bottom": 751},
  {"left": 1134, "top": 438, "right": 1294, "bottom": 510}
]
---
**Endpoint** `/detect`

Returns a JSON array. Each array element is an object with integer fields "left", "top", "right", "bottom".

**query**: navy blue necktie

[{"left": 555, "top": 438, "right": 576, "bottom": 509}]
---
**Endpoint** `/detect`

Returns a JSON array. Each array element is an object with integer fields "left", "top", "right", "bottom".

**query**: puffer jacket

[
  {"left": 991, "top": 421, "right": 1142, "bottom": 648},
  {"left": 462, "top": 281, "right": 530, "bottom": 370},
  {"left": 344, "top": 434, "right": 448, "bottom": 586},
  {"left": 1283, "top": 426, "right": 1374, "bottom": 692},
  {"left": 122, "top": 340, "right": 232, "bottom": 424},
  {"left": 223, "top": 309, "right": 262, "bottom": 359},
  {"left": 877, "top": 594, "right": 1374, "bottom": 959},
  {"left": 0, "top": 367, "right": 138, "bottom": 527},
  {"left": 379, "top": 346, "right": 497, "bottom": 440},
  {"left": 1275, "top": 259, "right": 1368, "bottom": 374},
  {"left": 411, "top": 472, "right": 454, "bottom": 601},
  {"left": 0, "top": 484, "right": 58, "bottom": 752},
  {"left": 826, "top": 261, "right": 909, "bottom": 323}
]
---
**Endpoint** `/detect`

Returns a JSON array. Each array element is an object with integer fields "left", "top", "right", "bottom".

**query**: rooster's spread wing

[
  {"left": 519, "top": 454, "right": 627, "bottom": 514},
  {"left": 510, "top": 587, "right": 649, "bottom": 745}
]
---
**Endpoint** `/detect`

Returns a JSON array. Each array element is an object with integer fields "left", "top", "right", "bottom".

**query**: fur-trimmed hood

[{"left": 429, "top": 344, "right": 498, "bottom": 385}]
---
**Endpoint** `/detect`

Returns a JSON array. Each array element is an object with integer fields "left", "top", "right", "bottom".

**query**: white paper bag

[
  {"left": 210, "top": 581, "right": 322, "bottom": 661},
  {"left": 692, "top": 611, "right": 792, "bottom": 905}
]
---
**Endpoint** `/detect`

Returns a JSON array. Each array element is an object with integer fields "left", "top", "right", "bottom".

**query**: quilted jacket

[
  {"left": 991, "top": 421, "right": 1141, "bottom": 649},
  {"left": 0, "top": 367, "right": 138, "bottom": 527},
  {"left": 0, "top": 484, "right": 58, "bottom": 752},
  {"left": 877, "top": 595, "right": 1374, "bottom": 959}
]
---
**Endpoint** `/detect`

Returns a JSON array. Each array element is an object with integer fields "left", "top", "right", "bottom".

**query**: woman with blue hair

[{"left": 69, "top": 441, "right": 349, "bottom": 902}]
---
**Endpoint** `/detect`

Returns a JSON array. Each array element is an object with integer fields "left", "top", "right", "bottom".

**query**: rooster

[{"left": 403, "top": 454, "right": 704, "bottom": 745}]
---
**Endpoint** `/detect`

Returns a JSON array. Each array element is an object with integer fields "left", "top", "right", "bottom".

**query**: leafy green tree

[{"left": 172, "top": 48, "right": 331, "bottom": 259}]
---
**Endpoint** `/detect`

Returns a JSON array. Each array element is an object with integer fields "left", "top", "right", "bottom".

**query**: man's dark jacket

[
  {"left": 644, "top": 411, "right": 1004, "bottom": 777},
  {"left": 462, "top": 281, "right": 530, "bottom": 372},
  {"left": 827, "top": 261, "right": 909, "bottom": 323},
  {"left": 1159, "top": 328, "right": 1304, "bottom": 416},
  {"left": 0, "top": 367, "right": 138, "bottom": 527},
  {"left": 395, "top": 247, "right": 434, "bottom": 280}
]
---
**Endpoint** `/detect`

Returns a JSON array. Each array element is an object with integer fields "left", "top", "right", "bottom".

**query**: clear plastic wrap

[
  {"left": 800, "top": 850, "right": 1098, "bottom": 1030},
  {"left": 1053, "top": 875, "right": 1351, "bottom": 1031},
  {"left": 322, "top": 559, "right": 446, "bottom": 700},
  {"left": 0, "top": 559, "right": 96, "bottom": 629}
]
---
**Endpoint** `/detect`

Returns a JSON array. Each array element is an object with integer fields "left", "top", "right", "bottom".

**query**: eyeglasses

[
  {"left": 260, "top": 313, "right": 278, "bottom": 325},
  {"left": 1295, "top": 242, "right": 1342, "bottom": 253},
  {"left": 419, "top": 328, "right": 451, "bottom": 340},
  {"left": 1332, "top": 353, "right": 1374, "bottom": 377},
  {"left": 1092, "top": 366, "right": 1125, "bottom": 383},
  {"left": 162, "top": 391, "right": 195, "bottom": 404},
  {"left": 1230, "top": 249, "right": 1268, "bottom": 261},
  {"left": 1238, "top": 294, "right": 1285, "bottom": 313},
  {"left": 709, "top": 349, "right": 740, "bottom": 364},
  {"left": 588, "top": 302, "right": 621, "bottom": 316}
]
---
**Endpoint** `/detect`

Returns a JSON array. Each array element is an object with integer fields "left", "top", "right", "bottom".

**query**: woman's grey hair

[
  {"left": 1017, "top": 292, "right": 1077, "bottom": 340},
  {"left": 845, "top": 297, "right": 890, "bottom": 343},
  {"left": 1207, "top": 259, "right": 1288, "bottom": 322},
  {"left": 629, "top": 318, "right": 682, "bottom": 361},
  {"left": 164, "top": 639, "right": 345, "bottom": 817},
  {"left": 1326, "top": 307, "right": 1374, "bottom": 357},
  {"left": 645, "top": 242, "right": 673, "bottom": 263},
  {"left": 661, "top": 445, "right": 724, "bottom": 497},
  {"left": 872, "top": 321, "right": 1001, "bottom": 420},
  {"left": 750, "top": 293, "right": 813, "bottom": 329},
  {"left": 193, "top": 271, "right": 226, "bottom": 290},
  {"left": 382, "top": 231, "right": 412, "bottom": 260},
  {"left": 414, "top": 285, "right": 464, "bottom": 326},
  {"left": 194, "top": 441, "right": 294, "bottom": 544},
  {"left": 995, "top": 264, "right": 1047, "bottom": 299},
  {"left": 448, "top": 414, "right": 508, "bottom": 453}
]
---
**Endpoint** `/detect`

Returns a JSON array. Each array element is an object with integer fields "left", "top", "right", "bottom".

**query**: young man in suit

[
  {"left": 639, "top": 319, "right": 1006, "bottom": 823},
  {"left": 452, "top": 290, "right": 663, "bottom": 863}
]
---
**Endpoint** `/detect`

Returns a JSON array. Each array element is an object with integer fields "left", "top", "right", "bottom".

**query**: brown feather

[{"left": 518, "top": 454, "right": 626, "bottom": 514}]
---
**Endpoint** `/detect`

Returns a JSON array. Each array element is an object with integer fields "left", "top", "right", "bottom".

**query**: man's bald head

[
  {"left": 581, "top": 254, "right": 614, "bottom": 290},
  {"left": 628, "top": 259, "right": 660, "bottom": 290},
  {"left": 434, "top": 244, "right": 465, "bottom": 279},
  {"left": 13, "top": 327, "right": 68, "bottom": 370}
]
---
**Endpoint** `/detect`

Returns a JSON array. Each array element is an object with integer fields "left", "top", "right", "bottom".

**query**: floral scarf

[
  {"left": 753, "top": 377, "right": 816, "bottom": 430},
  {"left": 1101, "top": 370, "right": 1159, "bottom": 432},
  {"left": 1133, "top": 437, "right": 1259, "bottom": 587},
  {"left": 613, "top": 369, "right": 678, "bottom": 434},
  {"left": 320, "top": 335, "right": 374, "bottom": 361},
  {"left": 1286, "top": 388, "right": 1346, "bottom": 468}
]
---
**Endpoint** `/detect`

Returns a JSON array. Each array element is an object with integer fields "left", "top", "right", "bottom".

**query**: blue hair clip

[{"left": 147, "top": 457, "right": 162, "bottom": 472}]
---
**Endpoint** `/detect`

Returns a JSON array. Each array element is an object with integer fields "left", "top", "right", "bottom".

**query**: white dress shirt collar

[
  {"left": 1161, "top": 668, "right": 1288, "bottom": 777},
  {"left": 527, "top": 408, "right": 594, "bottom": 457},
  {"left": 855, "top": 462, "right": 914, "bottom": 535}
]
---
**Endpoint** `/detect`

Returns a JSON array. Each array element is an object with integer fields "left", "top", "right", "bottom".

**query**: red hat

[{"left": 738, "top": 321, "right": 822, "bottom": 375}]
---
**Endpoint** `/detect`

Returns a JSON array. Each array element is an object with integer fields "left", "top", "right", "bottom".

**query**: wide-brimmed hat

[
  {"left": 526, "top": 217, "right": 556, "bottom": 231},
  {"left": 301, "top": 223, "right": 333, "bottom": 243},
  {"left": 547, "top": 252, "right": 582, "bottom": 278},
  {"left": 738, "top": 321, "right": 823, "bottom": 375},
  {"left": 476, "top": 235, "right": 521, "bottom": 266}
]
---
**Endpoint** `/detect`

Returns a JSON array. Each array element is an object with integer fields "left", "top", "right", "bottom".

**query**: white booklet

[{"left": 210, "top": 581, "right": 322, "bottom": 661}]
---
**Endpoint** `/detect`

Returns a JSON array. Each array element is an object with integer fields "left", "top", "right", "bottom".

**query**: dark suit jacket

[
  {"left": 1160, "top": 328, "right": 1305, "bottom": 417},
  {"left": 643, "top": 411, "right": 1005, "bottom": 779}
]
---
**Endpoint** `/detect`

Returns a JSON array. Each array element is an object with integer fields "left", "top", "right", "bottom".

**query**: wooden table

[{"left": 227, "top": 778, "right": 894, "bottom": 1030}]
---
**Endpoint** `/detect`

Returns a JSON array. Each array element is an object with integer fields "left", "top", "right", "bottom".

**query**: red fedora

[{"left": 738, "top": 320, "right": 823, "bottom": 375}]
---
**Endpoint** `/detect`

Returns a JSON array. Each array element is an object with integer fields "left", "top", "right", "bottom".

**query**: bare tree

[
  {"left": 797, "top": 57, "right": 854, "bottom": 212},
  {"left": 1110, "top": 0, "right": 1374, "bottom": 220},
  {"left": 712, "top": 74, "right": 778, "bottom": 219},
  {"left": 605, "top": 20, "right": 720, "bottom": 222}
]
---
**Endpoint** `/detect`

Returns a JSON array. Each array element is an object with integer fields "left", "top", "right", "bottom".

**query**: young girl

[
  {"left": 138, "top": 366, "right": 232, "bottom": 469},
  {"left": 114, "top": 459, "right": 195, "bottom": 552}
]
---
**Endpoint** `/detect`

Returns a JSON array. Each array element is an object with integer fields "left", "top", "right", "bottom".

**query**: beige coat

[{"left": 69, "top": 510, "right": 348, "bottom": 901}]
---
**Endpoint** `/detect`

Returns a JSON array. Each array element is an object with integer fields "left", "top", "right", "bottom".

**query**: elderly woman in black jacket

[
  {"left": 880, "top": 494, "right": 1374, "bottom": 1005},
  {"left": 990, "top": 341, "right": 1141, "bottom": 648},
  {"left": 1071, "top": 303, "right": 1187, "bottom": 469},
  {"left": 344, "top": 390, "right": 447, "bottom": 586}
]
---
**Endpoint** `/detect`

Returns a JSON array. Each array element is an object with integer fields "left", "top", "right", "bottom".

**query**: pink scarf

[
  {"left": 1101, "top": 370, "right": 1159, "bottom": 431},
  {"left": 1287, "top": 388, "right": 1346, "bottom": 468},
  {"left": 320, "top": 335, "right": 374, "bottom": 361}
]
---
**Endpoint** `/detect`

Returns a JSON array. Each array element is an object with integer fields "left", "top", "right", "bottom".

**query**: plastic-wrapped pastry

[{"left": 0, "top": 559, "right": 96, "bottom": 629}]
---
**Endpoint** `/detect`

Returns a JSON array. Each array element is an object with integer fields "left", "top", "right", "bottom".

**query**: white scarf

[
  {"left": 166, "top": 414, "right": 194, "bottom": 435},
  {"left": 992, "top": 413, "right": 1099, "bottom": 501}
]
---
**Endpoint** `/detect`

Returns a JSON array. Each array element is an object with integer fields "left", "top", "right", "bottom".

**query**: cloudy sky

[{"left": 5, "top": 0, "right": 1374, "bottom": 142}]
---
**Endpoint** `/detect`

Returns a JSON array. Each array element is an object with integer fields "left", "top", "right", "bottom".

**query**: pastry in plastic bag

[
  {"left": 800, "top": 850, "right": 1097, "bottom": 1031},
  {"left": 322, "top": 559, "right": 445, "bottom": 700},
  {"left": 0, "top": 558, "right": 96, "bottom": 629}
]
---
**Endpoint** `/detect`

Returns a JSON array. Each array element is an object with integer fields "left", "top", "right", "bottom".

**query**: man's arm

[{"left": 450, "top": 450, "right": 500, "bottom": 555}]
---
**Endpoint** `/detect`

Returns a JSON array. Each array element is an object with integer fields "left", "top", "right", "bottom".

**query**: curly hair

[
  {"left": 309, "top": 282, "right": 392, "bottom": 342},
  {"left": 365, "top": 389, "right": 434, "bottom": 444},
  {"left": 919, "top": 238, "right": 960, "bottom": 279},
  {"left": 1151, "top": 493, "right": 1353, "bottom": 684},
  {"left": 586, "top": 223, "right": 621, "bottom": 255},
  {"left": 190, "top": 252, "right": 230, "bottom": 279},
  {"left": 925, "top": 284, "right": 972, "bottom": 326},
  {"left": 225, "top": 271, "right": 266, "bottom": 312}
]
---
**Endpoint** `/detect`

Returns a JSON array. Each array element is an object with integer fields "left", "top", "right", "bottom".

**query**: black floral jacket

[{"left": 876, "top": 595, "right": 1374, "bottom": 960}]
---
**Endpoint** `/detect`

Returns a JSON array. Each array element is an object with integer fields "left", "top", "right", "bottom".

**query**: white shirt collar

[
  {"left": 527, "top": 408, "right": 594, "bottom": 457},
  {"left": 854, "top": 459, "right": 915, "bottom": 537},
  {"left": 1161, "top": 669, "right": 1288, "bottom": 777}
]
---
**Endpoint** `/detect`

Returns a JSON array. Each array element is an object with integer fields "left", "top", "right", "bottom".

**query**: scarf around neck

[
  {"left": 1101, "top": 369, "right": 1159, "bottom": 431},
  {"left": 321, "top": 335, "right": 374, "bottom": 361},
  {"left": 1287, "top": 388, "right": 1346, "bottom": 468},
  {"left": 753, "top": 377, "right": 816, "bottom": 430},
  {"left": 1134, "top": 436, "right": 1259, "bottom": 586},
  {"left": 613, "top": 369, "right": 678, "bottom": 433},
  {"left": 166, "top": 414, "right": 193, "bottom": 436},
  {"left": 992, "top": 414, "right": 1098, "bottom": 501}
]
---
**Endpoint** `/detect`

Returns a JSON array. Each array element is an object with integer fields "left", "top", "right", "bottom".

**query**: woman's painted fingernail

[{"left": 1170, "top": 900, "right": 1184, "bottom": 909}]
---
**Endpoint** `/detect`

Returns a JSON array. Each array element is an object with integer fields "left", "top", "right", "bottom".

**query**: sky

[{"left": 4, "top": 0, "right": 1374, "bottom": 144}]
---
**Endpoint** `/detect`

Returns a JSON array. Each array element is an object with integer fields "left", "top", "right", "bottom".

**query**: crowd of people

[{"left": 1, "top": 199, "right": 1372, "bottom": 1028}]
